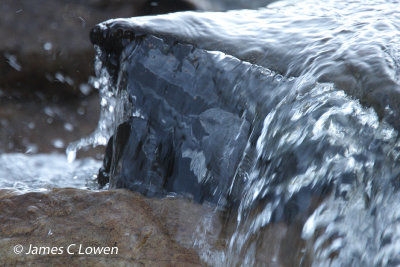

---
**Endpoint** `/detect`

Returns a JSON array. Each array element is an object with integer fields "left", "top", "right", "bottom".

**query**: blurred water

[
  {"left": 89, "top": 0, "right": 400, "bottom": 265},
  {"left": 103, "top": 0, "right": 400, "bottom": 128},
  {"left": 66, "top": 47, "right": 132, "bottom": 163},
  {"left": 0, "top": 153, "right": 101, "bottom": 194},
  {"left": 215, "top": 0, "right": 276, "bottom": 10}
]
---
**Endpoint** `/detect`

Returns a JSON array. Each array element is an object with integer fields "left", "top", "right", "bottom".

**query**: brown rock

[
  {"left": 0, "top": 188, "right": 216, "bottom": 266},
  {"left": 0, "top": 187, "right": 315, "bottom": 266}
]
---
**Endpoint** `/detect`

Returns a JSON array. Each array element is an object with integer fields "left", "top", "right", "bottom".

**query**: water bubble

[{"left": 275, "top": 74, "right": 283, "bottom": 82}]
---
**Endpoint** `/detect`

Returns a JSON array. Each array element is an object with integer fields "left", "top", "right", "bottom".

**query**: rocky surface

[
  {"left": 0, "top": 188, "right": 218, "bottom": 266},
  {"left": 94, "top": 4, "right": 400, "bottom": 129},
  {"left": 0, "top": 188, "right": 311, "bottom": 266}
]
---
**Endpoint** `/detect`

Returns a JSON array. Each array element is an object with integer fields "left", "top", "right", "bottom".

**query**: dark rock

[
  {"left": 92, "top": 2, "right": 400, "bottom": 210},
  {"left": 95, "top": 32, "right": 292, "bottom": 204},
  {"left": 93, "top": 6, "right": 400, "bottom": 128}
]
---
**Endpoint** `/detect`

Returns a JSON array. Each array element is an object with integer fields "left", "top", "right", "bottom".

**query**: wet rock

[
  {"left": 93, "top": 5, "right": 400, "bottom": 129},
  {"left": 95, "top": 31, "right": 297, "bottom": 206},
  {"left": 91, "top": 31, "right": 323, "bottom": 216},
  {"left": 0, "top": 188, "right": 212, "bottom": 266},
  {"left": 0, "top": 188, "right": 312, "bottom": 266},
  {"left": 92, "top": 3, "right": 400, "bottom": 209}
]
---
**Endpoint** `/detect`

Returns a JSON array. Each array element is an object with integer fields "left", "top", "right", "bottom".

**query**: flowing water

[
  {"left": 3, "top": 0, "right": 400, "bottom": 266},
  {"left": 0, "top": 153, "right": 100, "bottom": 193}
]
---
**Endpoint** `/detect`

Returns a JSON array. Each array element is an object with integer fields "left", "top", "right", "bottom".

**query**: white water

[{"left": 0, "top": 153, "right": 101, "bottom": 194}]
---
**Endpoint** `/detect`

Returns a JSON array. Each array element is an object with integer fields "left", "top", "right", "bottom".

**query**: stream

[{"left": 2, "top": 0, "right": 400, "bottom": 266}]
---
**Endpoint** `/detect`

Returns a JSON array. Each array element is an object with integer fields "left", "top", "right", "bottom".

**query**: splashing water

[
  {"left": 224, "top": 80, "right": 400, "bottom": 266},
  {"left": 0, "top": 153, "right": 101, "bottom": 194},
  {"left": 66, "top": 47, "right": 132, "bottom": 162},
  {"left": 47, "top": 0, "right": 400, "bottom": 265}
]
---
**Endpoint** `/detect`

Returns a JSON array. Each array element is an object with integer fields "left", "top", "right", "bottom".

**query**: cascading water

[
  {"left": 48, "top": 0, "right": 400, "bottom": 265},
  {"left": 66, "top": 47, "right": 133, "bottom": 163},
  {"left": 226, "top": 80, "right": 400, "bottom": 266}
]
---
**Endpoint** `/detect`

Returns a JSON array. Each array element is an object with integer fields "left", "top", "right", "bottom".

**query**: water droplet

[
  {"left": 67, "top": 149, "right": 76, "bottom": 163},
  {"left": 78, "top": 16, "right": 86, "bottom": 28},
  {"left": 43, "top": 42, "right": 53, "bottom": 51},
  {"left": 44, "top": 106, "right": 55, "bottom": 117},
  {"left": 27, "top": 122, "right": 35, "bottom": 129},
  {"left": 79, "top": 83, "right": 92, "bottom": 95},
  {"left": 100, "top": 98, "right": 107, "bottom": 107},
  {"left": 77, "top": 107, "right": 85, "bottom": 115},
  {"left": 93, "top": 80, "right": 100, "bottom": 89},
  {"left": 55, "top": 72, "right": 74, "bottom": 85},
  {"left": 52, "top": 139, "right": 64, "bottom": 149},
  {"left": 4, "top": 53, "right": 21, "bottom": 71},
  {"left": 64, "top": 123, "right": 74, "bottom": 132},
  {"left": 25, "top": 144, "right": 38, "bottom": 154}
]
